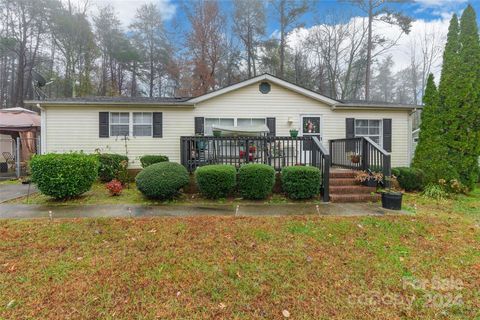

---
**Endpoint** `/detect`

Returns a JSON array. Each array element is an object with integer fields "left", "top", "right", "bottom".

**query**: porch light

[{"left": 287, "top": 116, "right": 294, "bottom": 124}]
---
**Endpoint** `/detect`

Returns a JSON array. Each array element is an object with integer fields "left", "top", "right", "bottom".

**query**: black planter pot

[
  {"left": 381, "top": 192, "right": 403, "bottom": 210},
  {"left": 362, "top": 179, "right": 378, "bottom": 187}
]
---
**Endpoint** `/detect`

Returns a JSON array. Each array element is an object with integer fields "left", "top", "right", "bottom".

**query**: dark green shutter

[
  {"left": 195, "top": 117, "right": 204, "bottom": 135},
  {"left": 152, "top": 112, "right": 163, "bottom": 138},
  {"left": 346, "top": 118, "right": 355, "bottom": 152},
  {"left": 266, "top": 117, "right": 276, "bottom": 136},
  {"left": 99, "top": 112, "right": 109, "bottom": 138},
  {"left": 383, "top": 118, "right": 392, "bottom": 152}
]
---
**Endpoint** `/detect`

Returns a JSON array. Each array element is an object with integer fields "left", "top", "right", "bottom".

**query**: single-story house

[{"left": 25, "top": 73, "right": 420, "bottom": 170}]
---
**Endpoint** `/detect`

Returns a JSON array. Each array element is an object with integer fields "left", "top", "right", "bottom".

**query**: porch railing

[
  {"left": 180, "top": 136, "right": 330, "bottom": 201},
  {"left": 329, "top": 137, "right": 391, "bottom": 186}
]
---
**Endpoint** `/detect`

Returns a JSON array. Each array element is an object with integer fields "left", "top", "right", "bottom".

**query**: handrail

[
  {"left": 363, "top": 136, "right": 390, "bottom": 156},
  {"left": 312, "top": 136, "right": 330, "bottom": 202}
]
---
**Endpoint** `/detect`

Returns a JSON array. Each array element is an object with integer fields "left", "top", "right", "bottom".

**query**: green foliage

[
  {"left": 30, "top": 153, "right": 98, "bottom": 199},
  {"left": 238, "top": 164, "right": 275, "bottom": 200},
  {"left": 136, "top": 162, "right": 189, "bottom": 199},
  {"left": 140, "top": 155, "right": 169, "bottom": 168},
  {"left": 281, "top": 166, "right": 321, "bottom": 199},
  {"left": 391, "top": 167, "right": 425, "bottom": 191},
  {"left": 96, "top": 153, "right": 129, "bottom": 182},
  {"left": 195, "top": 165, "right": 237, "bottom": 199},
  {"left": 422, "top": 184, "right": 448, "bottom": 201}
]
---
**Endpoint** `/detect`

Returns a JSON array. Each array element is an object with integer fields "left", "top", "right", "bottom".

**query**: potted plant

[
  {"left": 289, "top": 129, "right": 299, "bottom": 138},
  {"left": 354, "top": 171, "right": 383, "bottom": 187},
  {"left": 381, "top": 175, "right": 403, "bottom": 210},
  {"left": 349, "top": 153, "right": 361, "bottom": 164}
]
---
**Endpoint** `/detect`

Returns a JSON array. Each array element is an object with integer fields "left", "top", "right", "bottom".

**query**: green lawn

[{"left": 0, "top": 190, "right": 479, "bottom": 319}]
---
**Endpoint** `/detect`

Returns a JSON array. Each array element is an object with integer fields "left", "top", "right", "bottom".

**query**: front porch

[{"left": 180, "top": 136, "right": 391, "bottom": 202}]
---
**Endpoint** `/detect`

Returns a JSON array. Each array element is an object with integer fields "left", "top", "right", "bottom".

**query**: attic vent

[{"left": 259, "top": 82, "right": 271, "bottom": 94}]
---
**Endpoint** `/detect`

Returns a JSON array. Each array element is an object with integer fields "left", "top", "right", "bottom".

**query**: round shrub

[
  {"left": 136, "top": 162, "right": 189, "bottom": 199},
  {"left": 281, "top": 166, "right": 321, "bottom": 199},
  {"left": 96, "top": 153, "right": 129, "bottom": 182},
  {"left": 140, "top": 154, "right": 169, "bottom": 168},
  {"left": 195, "top": 165, "right": 236, "bottom": 199},
  {"left": 30, "top": 153, "right": 98, "bottom": 199},
  {"left": 238, "top": 163, "right": 275, "bottom": 200},
  {"left": 391, "top": 167, "right": 425, "bottom": 191}
]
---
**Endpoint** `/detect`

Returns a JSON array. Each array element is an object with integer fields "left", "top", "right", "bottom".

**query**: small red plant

[{"left": 106, "top": 179, "right": 123, "bottom": 196}]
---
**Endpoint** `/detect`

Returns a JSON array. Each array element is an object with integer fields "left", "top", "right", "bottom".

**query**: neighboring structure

[{"left": 25, "top": 74, "right": 421, "bottom": 169}]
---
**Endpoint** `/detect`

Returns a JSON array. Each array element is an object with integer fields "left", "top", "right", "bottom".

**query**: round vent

[{"left": 259, "top": 82, "right": 271, "bottom": 94}]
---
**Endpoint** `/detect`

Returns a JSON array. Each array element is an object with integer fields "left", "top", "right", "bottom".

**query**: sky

[{"left": 88, "top": 0, "right": 480, "bottom": 73}]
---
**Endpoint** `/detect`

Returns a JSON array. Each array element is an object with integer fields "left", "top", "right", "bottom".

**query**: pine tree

[{"left": 413, "top": 74, "right": 457, "bottom": 184}]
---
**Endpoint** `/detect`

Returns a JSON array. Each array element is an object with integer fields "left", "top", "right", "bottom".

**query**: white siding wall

[{"left": 44, "top": 82, "right": 411, "bottom": 168}]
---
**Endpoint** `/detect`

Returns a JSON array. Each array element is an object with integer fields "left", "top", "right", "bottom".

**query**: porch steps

[{"left": 329, "top": 169, "right": 381, "bottom": 203}]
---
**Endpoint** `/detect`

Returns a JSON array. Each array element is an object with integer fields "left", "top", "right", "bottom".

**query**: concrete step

[
  {"left": 330, "top": 193, "right": 381, "bottom": 203},
  {"left": 329, "top": 170, "right": 357, "bottom": 179},
  {"left": 330, "top": 185, "right": 377, "bottom": 194},
  {"left": 329, "top": 178, "right": 359, "bottom": 186}
]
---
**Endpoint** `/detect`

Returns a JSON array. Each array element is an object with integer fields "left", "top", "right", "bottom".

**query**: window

[
  {"left": 237, "top": 118, "right": 266, "bottom": 127},
  {"left": 355, "top": 119, "right": 382, "bottom": 145},
  {"left": 133, "top": 112, "right": 152, "bottom": 136},
  {"left": 110, "top": 112, "right": 129, "bottom": 136},
  {"left": 205, "top": 118, "right": 234, "bottom": 135}
]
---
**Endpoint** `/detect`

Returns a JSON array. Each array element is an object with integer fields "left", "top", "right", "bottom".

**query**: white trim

[
  {"left": 40, "top": 106, "right": 46, "bottom": 154},
  {"left": 189, "top": 74, "right": 339, "bottom": 106}
]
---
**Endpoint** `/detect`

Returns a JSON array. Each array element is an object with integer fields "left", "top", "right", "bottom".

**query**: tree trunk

[{"left": 365, "top": 0, "right": 373, "bottom": 101}]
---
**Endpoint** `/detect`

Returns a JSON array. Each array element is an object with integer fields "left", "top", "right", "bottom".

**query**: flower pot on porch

[
  {"left": 289, "top": 129, "right": 298, "bottom": 138},
  {"left": 362, "top": 179, "right": 378, "bottom": 187},
  {"left": 381, "top": 191, "right": 403, "bottom": 210}
]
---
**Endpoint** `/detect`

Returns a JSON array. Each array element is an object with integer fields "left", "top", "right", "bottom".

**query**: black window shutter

[
  {"left": 195, "top": 117, "right": 204, "bottom": 135},
  {"left": 346, "top": 118, "right": 355, "bottom": 152},
  {"left": 152, "top": 112, "right": 163, "bottom": 138},
  {"left": 99, "top": 112, "right": 109, "bottom": 138},
  {"left": 266, "top": 117, "right": 276, "bottom": 136},
  {"left": 383, "top": 118, "right": 392, "bottom": 152}
]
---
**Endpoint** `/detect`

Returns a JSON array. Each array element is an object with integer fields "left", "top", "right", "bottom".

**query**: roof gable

[{"left": 188, "top": 74, "right": 340, "bottom": 106}]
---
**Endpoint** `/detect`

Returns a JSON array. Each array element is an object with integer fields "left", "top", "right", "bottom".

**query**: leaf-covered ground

[{"left": 0, "top": 191, "right": 479, "bottom": 319}]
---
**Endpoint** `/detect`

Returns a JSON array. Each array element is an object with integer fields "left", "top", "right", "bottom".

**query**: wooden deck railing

[
  {"left": 329, "top": 137, "right": 391, "bottom": 186},
  {"left": 180, "top": 136, "right": 330, "bottom": 201}
]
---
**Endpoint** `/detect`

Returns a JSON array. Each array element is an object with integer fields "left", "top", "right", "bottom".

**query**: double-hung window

[
  {"left": 133, "top": 112, "right": 153, "bottom": 136},
  {"left": 355, "top": 119, "right": 382, "bottom": 146},
  {"left": 110, "top": 112, "right": 129, "bottom": 136},
  {"left": 204, "top": 118, "right": 234, "bottom": 135},
  {"left": 237, "top": 118, "right": 266, "bottom": 127}
]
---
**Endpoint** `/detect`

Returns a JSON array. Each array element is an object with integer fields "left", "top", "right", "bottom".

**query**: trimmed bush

[
  {"left": 140, "top": 154, "right": 169, "bottom": 168},
  {"left": 195, "top": 165, "right": 236, "bottom": 199},
  {"left": 30, "top": 153, "right": 98, "bottom": 199},
  {"left": 281, "top": 166, "right": 321, "bottom": 199},
  {"left": 97, "top": 153, "right": 129, "bottom": 182},
  {"left": 136, "top": 162, "right": 189, "bottom": 199},
  {"left": 238, "top": 163, "right": 275, "bottom": 200},
  {"left": 391, "top": 167, "right": 425, "bottom": 191}
]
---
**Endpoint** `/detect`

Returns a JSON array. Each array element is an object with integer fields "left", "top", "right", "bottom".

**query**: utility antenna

[{"left": 31, "top": 70, "right": 54, "bottom": 100}]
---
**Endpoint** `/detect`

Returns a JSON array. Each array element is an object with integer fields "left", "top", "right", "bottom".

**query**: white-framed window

[
  {"left": 110, "top": 112, "right": 130, "bottom": 136},
  {"left": 237, "top": 118, "right": 266, "bottom": 127},
  {"left": 355, "top": 119, "right": 382, "bottom": 146},
  {"left": 133, "top": 112, "right": 153, "bottom": 136},
  {"left": 204, "top": 118, "right": 235, "bottom": 135}
]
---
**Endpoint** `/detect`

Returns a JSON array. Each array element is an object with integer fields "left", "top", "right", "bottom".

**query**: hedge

[
  {"left": 97, "top": 153, "right": 129, "bottom": 182},
  {"left": 136, "top": 162, "right": 189, "bottom": 199},
  {"left": 281, "top": 166, "right": 321, "bottom": 199},
  {"left": 195, "top": 165, "right": 236, "bottom": 199},
  {"left": 30, "top": 153, "right": 98, "bottom": 199},
  {"left": 391, "top": 167, "right": 425, "bottom": 191},
  {"left": 238, "top": 163, "right": 275, "bottom": 200},
  {"left": 140, "top": 155, "right": 169, "bottom": 168}
]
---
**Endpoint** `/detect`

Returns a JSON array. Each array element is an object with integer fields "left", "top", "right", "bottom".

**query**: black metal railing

[
  {"left": 329, "top": 137, "right": 391, "bottom": 186},
  {"left": 180, "top": 135, "right": 330, "bottom": 201}
]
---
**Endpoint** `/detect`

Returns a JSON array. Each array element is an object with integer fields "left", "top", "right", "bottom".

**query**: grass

[{"left": 0, "top": 190, "right": 479, "bottom": 319}]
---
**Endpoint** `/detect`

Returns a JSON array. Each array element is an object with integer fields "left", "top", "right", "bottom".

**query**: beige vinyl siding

[{"left": 43, "top": 81, "right": 412, "bottom": 168}]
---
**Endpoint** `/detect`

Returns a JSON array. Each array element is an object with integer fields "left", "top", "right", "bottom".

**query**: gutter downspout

[{"left": 37, "top": 103, "right": 46, "bottom": 155}]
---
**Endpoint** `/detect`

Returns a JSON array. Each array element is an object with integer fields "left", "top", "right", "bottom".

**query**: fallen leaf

[
  {"left": 282, "top": 309, "right": 290, "bottom": 318},
  {"left": 219, "top": 303, "right": 226, "bottom": 309}
]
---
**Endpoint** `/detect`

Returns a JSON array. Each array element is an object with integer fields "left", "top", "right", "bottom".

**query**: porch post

[
  {"left": 16, "top": 137, "right": 20, "bottom": 178},
  {"left": 361, "top": 138, "right": 368, "bottom": 171}
]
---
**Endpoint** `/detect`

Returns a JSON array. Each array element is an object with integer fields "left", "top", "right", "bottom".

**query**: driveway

[{"left": 0, "top": 183, "right": 37, "bottom": 203}]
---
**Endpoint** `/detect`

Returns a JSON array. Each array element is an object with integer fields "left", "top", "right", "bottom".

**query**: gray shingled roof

[{"left": 32, "top": 96, "right": 193, "bottom": 104}]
